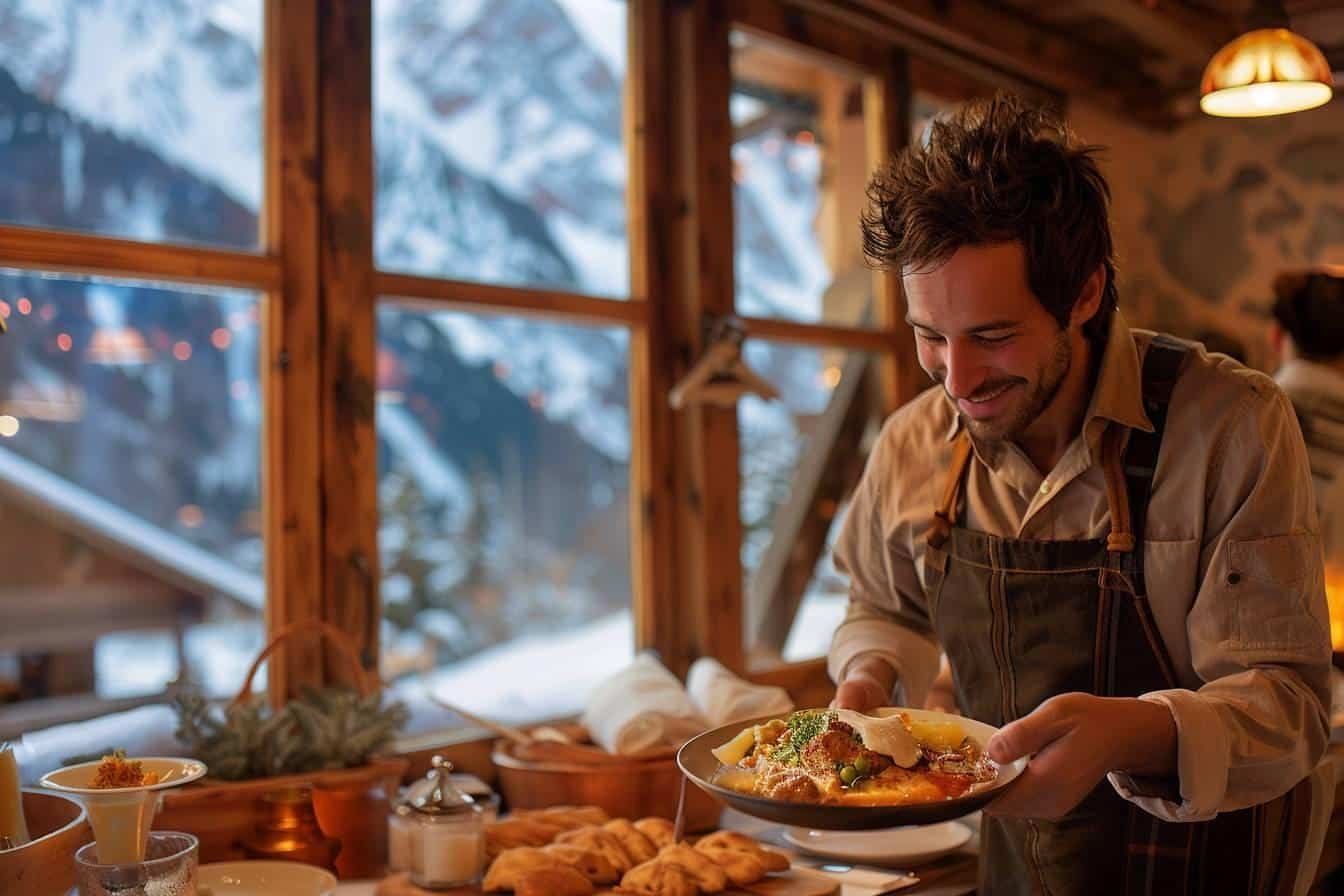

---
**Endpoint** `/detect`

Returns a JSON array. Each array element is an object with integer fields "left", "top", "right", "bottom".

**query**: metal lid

[{"left": 408, "top": 756, "right": 482, "bottom": 817}]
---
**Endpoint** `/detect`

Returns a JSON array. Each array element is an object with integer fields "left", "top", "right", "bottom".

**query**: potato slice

[
  {"left": 907, "top": 718, "right": 966, "bottom": 752},
  {"left": 711, "top": 727, "right": 757, "bottom": 766}
]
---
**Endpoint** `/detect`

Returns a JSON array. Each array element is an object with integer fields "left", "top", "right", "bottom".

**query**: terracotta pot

[
  {"left": 0, "top": 789, "right": 91, "bottom": 896},
  {"left": 491, "top": 741, "right": 721, "bottom": 832}
]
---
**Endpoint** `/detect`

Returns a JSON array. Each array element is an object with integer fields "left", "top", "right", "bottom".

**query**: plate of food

[
  {"left": 783, "top": 820, "right": 973, "bottom": 866},
  {"left": 677, "top": 707, "right": 1026, "bottom": 830}
]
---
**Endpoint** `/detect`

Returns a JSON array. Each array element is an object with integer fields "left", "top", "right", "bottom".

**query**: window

[
  {"left": 373, "top": 1, "right": 636, "bottom": 723},
  {"left": 376, "top": 306, "right": 633, "bottom": 719},
  {"left": 740, "top": 342, "right": 874, "bottom": 664},
  {"left": 0, "top": 270, "right": 263, "bottom": 735},
  {"left": 373, "top": 0, "right": 629, "bottom": 298},
  {"left": 0, "top": 1, "right": 263, "bottom": 250},
  {"left": 731, "top": 29, "right": 874, "bottom": 327}
]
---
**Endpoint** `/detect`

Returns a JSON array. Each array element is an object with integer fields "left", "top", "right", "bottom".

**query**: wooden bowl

[
  {"left": 492, "top": 741, "right": 722, "bottom": 832},
  {"left": 0, "top": 789, "right": 91, "bottom": 896}
]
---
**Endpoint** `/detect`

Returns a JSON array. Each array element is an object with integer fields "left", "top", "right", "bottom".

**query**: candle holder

[{"left": 240, "top": 786, "right": 340, "bottom": 871}]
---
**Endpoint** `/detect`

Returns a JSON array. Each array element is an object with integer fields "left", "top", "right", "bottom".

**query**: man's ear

[{"left": 1069, "top": 265, "right": 1105, "bottom": 330}]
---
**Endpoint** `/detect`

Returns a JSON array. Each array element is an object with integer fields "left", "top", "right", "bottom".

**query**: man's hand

[
  {"left": 984, "top": 693, "right": 1177, "bottom": 820},
  {"left": 831, "top": 655, "right": 897, "bottom": 712}
]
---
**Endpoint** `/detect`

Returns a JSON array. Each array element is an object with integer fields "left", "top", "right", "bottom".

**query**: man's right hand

[{"left": 830, "top": 655, "right": 897, "bottom": 712}]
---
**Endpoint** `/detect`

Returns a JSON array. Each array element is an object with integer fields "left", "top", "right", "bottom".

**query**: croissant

[
  {"left": 482, "top": 847, "right": 565, "bottom": 892},
  {"left": 618, "top": 857, "right": 700, "bottom": 896},
  {"left": 543, "top": 843, "right": 622, "bottom": 885},
  {"left": 556, "top": 825, "right": 637, "bottom": 872},
  {"left": 632, "top": 817, "right": 675, "bottom": 850},
  {"left": 657, "top": 842, "right": 728, "bottom": 893},
  {"left": 514, "top": 866, "right": 595, "bottom": 896},
  {"left": 694, "top": 845, "right": 766, "bottom": 887},
  {"left": 603, "top": 818, "right": 659, "bottom": 864},
  {"left": 695, "top": 830, "right": 790, "bottom": 871}
]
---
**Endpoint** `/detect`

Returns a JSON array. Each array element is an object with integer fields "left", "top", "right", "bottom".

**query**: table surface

[{"left": 332, "top": 809, "right": 979, "bottom": 896}]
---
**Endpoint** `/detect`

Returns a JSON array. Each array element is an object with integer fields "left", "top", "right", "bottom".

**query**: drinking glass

[{"left": 75, "top": 831, "right": 198, "bottom": 895}]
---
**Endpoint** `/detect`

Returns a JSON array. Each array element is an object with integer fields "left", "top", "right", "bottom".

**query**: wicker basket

[
  {"left": 491, "top": 739, "right": 722, "bottom": 832},
  {"left": 157, "top": 623, "right": 407, "bottom": 877}
]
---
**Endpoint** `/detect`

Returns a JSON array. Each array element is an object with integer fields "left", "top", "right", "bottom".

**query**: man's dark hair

[
  {"left": 861, "top": 92, "right": 1117, "bottom": 344},
  {"left": 1273, "top": 270, "right": 1344, "bottom": 362}
]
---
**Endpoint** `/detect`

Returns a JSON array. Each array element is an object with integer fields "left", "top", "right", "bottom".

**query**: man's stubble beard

[{"left": 962, "top": 329, "right": 1072, "bottom": 446}]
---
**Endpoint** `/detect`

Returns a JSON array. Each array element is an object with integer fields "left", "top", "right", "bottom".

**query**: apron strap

[
  {"left": 925, "top": 430, "right": 973, "bottom": 550},
  {"left": 1103, "top": 334, "right": 1192, "bottom": 695}
]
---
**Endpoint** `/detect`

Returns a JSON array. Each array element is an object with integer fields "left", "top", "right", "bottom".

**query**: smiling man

[{"left": 828, "top": 94, "right": 1330, "bottom": 895}]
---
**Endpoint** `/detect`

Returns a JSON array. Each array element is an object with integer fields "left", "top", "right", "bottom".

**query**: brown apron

[{"left": 920, "top": 336, "right": 1307, "bottom": 896}]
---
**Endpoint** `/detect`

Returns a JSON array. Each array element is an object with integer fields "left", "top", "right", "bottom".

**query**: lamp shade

[{"left": 1200, "top": 28, "right": 1333, "bottom": 117}]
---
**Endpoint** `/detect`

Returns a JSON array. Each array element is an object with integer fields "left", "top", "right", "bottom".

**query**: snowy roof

[{"left": 0, "top": 445, "right": 263, "bottom": 609}]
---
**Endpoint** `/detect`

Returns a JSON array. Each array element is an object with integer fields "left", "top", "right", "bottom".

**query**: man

[
  {"left": 829, "top": 94, "right": 1330, "bottom": 895},
  {"left": 1272, "top": 269, "right": 1344, "bottom": 576}
]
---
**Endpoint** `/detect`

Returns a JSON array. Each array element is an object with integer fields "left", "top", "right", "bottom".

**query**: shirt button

[{"left": 1039, "top": 481, "right": 1052, "bottom": 495}]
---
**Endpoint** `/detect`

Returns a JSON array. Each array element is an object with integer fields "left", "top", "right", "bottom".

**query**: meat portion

[
  {"left": 757, "top": 767, "right": 820, "bottom": 802},
  {"left": 921, "top": 745, "right": 997, "bottom": 781},
  {"left": 799, "top": 729, "right": 861, "bottom": 776}
]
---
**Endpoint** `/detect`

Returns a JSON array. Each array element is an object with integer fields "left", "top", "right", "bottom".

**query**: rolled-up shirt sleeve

[
  {"left": 827, "top": 417, "right": 942, "bottom": 709},
  {"left": 1111, "top": 383, "right": 1332, "bottom": 821}
]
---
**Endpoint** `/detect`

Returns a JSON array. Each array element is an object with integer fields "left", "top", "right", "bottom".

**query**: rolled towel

[
  {"left": 582, "top": 652, "right": 707, "bottom": 755},
  {"left": 686, "top": 657, "right": 793, "bottom": 728}
]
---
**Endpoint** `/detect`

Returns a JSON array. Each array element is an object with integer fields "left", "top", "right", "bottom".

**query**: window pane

[
  {"left": 740, "top": 342, "right": 877, "bottom": 664},
  {"left": 0, "top": 1, "right": 263, "bottom": 250},
  {"left": 373, "top": 1, "right": 630, "bottom": 299},
  {"left": 731, "top": 31, "right": 874, "bottom": 327},
  {"left": 376, "top": 303, "right": 632, "bottom": 723},
  {"left": 0, "top": 270, "right": 264, "bottom": 736}
]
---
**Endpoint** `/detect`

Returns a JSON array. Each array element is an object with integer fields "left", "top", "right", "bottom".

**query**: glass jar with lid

[{"left": 405, "top": 756, "right": 485, "bottom": 889}]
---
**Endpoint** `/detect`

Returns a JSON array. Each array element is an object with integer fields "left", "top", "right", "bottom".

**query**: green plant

[{"left": 172, "top": 687, "right": 409, "bottom": 781}]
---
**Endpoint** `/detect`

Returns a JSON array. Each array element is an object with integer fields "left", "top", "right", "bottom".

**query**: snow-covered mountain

[{"left": 0, "top": 0, "right": 834, "bottom": 669}]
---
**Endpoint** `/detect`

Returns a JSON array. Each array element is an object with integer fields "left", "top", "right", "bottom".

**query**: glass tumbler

[{"left": 75, "top": 830, "right": 198, "bottom": 896}]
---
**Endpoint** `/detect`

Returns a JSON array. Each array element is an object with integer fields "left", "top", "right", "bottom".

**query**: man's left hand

[{"left": 983, "top": 693, "right": 1177, "bottom": 820}]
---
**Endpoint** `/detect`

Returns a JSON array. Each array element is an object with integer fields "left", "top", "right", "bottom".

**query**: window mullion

[{"left": 262, "top": 0, "right": 327, "bottom": 703}]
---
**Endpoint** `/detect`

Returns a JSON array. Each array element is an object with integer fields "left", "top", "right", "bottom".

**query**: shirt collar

[{"left": 941, "top": 310, "right": 1154, "bottom": 446}]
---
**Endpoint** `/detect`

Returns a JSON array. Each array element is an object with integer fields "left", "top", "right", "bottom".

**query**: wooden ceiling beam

[
  {"left": 795, "top": 0, "right": 1180, "bottom": 127},
  {"left": 1071, "top": 0, "right": 1230, "bottom": 64}
]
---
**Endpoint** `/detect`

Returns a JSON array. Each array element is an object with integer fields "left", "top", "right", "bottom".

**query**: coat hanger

[{"left": 669, "top": 315, "right": 780, "bottom": 409}]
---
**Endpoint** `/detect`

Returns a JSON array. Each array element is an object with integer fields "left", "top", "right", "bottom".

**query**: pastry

[
  {"left": 657, "top": 842, "right": 728, "bottom": 893},
  {"left": 543, "top": 843, "right": 622, "bottom": 885},
  {"left": 514, "top": 866, "right": 595, "bottom": 896},
  {"left": 603, "top": 818, "right": 659, "bottom": 864},
  {"left": 618, "top": 857, "right": 700, "bottom": 896},
  {"left": 632, "top": 817, "right": 675, "bottom": 849}
]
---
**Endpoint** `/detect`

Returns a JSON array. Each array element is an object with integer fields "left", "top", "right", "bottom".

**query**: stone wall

[{"left": 1069, "top": 99, "right": 1344, "bottom": 371}]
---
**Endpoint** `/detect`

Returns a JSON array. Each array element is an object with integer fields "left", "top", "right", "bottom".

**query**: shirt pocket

[{"left": 1227, "top": 533, "right": 1327, "bottom": 651}]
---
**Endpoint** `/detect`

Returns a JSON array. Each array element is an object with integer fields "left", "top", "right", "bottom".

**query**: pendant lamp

[{"left": 1200, "top": 1, "right": 1333, "bottom": 117}]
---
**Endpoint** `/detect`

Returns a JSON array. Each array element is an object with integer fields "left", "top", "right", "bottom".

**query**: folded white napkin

[
  {"left": 582, "top": 652, "right": 707, "bottom": 755},
  {"left": 687, "top": 657, "right": 794, "bottom": 727}
]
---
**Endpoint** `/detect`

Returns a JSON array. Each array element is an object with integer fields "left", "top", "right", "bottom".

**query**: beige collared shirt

[{"left": 828, "top": 312, "right": 1332, "bottom": 822}]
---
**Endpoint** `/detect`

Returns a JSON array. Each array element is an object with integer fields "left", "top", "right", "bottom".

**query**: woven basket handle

[{"left": 231, "top": 621, "right": 378, "bottom": 708}]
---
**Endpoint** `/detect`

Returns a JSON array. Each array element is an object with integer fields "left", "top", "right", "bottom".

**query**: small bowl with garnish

[{"left": 40, "top": 752, "right": 206, "bottom": 864}]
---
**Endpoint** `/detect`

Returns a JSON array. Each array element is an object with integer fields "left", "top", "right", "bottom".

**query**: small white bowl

[
  {"left": 198, "top": 860, "right": 338, "bottom": 896},
  {"left": 39, "top": 757, "right": 207, "bottom": 795}
]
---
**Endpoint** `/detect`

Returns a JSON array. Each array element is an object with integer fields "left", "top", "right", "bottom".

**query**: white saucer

[
  {"left": 784, "top": 820, "right": 972, "bottom": 867},
  {"left": 198, "top": 861, "right": 337, "bottom": 896}
]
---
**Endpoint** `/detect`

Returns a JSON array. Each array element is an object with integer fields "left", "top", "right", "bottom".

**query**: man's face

[{"left": 903, "top": 242, "right": 1074, "bottom": 445}]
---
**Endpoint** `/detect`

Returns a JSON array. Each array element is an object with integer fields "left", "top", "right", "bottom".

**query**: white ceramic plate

[
  {"left": 784, "top": 820, "right": 973, "bottom": 867},
  {"left": 198, "top": 861, "right": 338, "bottom": 896}
]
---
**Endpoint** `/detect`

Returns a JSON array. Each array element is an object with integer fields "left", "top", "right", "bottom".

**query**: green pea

[
  {"left": 840, "top": 765, "right": 858, "bottom": 785},
  {"left": 853, "top": 755, "right": 871, "bottom": 775}
]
